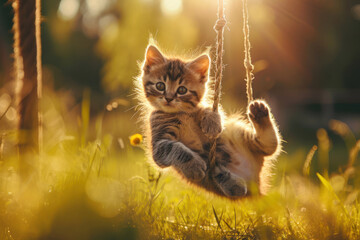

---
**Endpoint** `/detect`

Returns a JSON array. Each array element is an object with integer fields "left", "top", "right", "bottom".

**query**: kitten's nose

[{"left": 165, "top": 97, "right": 174, "bottom": 103}]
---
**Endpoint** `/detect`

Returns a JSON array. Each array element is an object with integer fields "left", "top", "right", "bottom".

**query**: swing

[{"left": 209, "top": 0, "right": 254, "bottom": 173}]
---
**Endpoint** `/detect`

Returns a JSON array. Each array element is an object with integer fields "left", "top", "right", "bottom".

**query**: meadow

[{"left": 0, "top": 92, "right": 359, "bottom": 239}]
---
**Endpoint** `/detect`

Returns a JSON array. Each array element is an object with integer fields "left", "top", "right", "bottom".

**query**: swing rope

[
  {"left": 209, "top": 0, "right": 254, "bottom": 172},
  {"left": 211, "top": 0, "right": 226, "bottom": 114},
  {"left": 242, "top": 0, "right": 254, "bottom": 103},
  {"left": 209, "top": 0, "right": 226, "bottom": 172}
]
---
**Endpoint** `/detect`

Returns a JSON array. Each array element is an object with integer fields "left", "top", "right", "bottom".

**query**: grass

[{"left": 0, "top": 95, "right": 360, "bottom": 239}]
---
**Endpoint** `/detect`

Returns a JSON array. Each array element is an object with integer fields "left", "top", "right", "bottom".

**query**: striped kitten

[{"left": 138, "top": 45, "right": 281, "bottom": 198}]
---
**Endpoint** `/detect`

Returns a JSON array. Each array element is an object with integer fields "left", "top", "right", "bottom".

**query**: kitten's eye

[
  {"left": 177, "top": 86, "right": 187, "bottom": 95},
  {"left": 156, "top": 82, "right": 165, "bottom": 91}
]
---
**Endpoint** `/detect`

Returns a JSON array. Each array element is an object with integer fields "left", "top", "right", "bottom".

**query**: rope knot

[
  {"left": 244, "top": 60, "right": 254, "bottom": 71},
  {"left": 214, "top": 17, "right": 227, "bottom": 32}
]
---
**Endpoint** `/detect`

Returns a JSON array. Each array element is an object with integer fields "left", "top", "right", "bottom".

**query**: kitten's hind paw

[
  {"left": 227, "top": 183, "right": 248, "bottom": 198},
  {"left": 219, "top": 176, "right": 247, "bottom": 198},
  {"left": 213, "top": 167, "right": 248, "bottom": 198},
  {"left": 201, "top": 111, "right": 222, "bottom": 139},
  {"left": 178, "top": 158, "right": 207, "bottom": 182},
  {"left": 248, "top": 100, "right": 270, "bottom": 124}
]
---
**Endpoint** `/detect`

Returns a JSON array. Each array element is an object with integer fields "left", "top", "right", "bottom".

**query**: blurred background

[
  {"left": 0, "top": 0, "right": 359, "bottom": 184},
  {"left": 0, "top": 0, "right": 360, "bottom": 239}
]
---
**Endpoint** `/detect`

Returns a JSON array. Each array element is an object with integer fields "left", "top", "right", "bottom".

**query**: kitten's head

[{"left": 142, "top": 45, "right": 210, "bottom": 113}]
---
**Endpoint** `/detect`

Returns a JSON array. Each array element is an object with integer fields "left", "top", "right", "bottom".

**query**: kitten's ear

[
  {"left": 145, "top": 45, "right": 165, "bottom": 67},
  {"left": 187, "top": 55, "right": 210, "bottom": 78}
]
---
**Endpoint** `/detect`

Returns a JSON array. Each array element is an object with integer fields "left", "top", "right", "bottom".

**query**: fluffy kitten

[{"left": 137, "top": 45, "right": 281, "bottom": 198}]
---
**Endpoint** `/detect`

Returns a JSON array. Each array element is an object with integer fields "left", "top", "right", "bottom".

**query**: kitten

[{"left": 137, "top": 45, "right": 281, "bottom": 198}]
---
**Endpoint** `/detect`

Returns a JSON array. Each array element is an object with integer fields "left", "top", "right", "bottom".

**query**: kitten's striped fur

[{"left": 136, "top": 45, "right": 281, "bottom": 198}]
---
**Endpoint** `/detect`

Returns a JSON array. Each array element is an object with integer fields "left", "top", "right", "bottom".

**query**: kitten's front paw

[
  {"left": 248, "top": 100, "right": 270, "bottom": 124},
  {"left": 180, "top": 158, "right": 207, "bottom": 182},
  {"left": 201, "top": 111, "right": 222, "bottom": 139}
]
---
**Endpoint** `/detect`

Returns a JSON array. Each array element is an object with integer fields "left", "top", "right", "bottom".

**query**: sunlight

[
  {"left": 161, "top": 0, "right": 183, "bottom": 16},
  {"left": 2, "top": 0, "right": 360, "bottom": 239},
  {"left": 57, "top": 0, "right": 80, "bottom": 21}
]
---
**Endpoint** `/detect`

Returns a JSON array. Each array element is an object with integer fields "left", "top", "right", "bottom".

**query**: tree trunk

[{"left": 12, "top": 0, "right": 42, "bottom": 177}]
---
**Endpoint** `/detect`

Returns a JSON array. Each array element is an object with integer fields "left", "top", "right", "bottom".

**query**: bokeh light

[
  {"left": 161, "top": 0, "right": 183, "bottom": 16},
  {"left": 85, "top": 0, "right": 112, "bottom": 17},
  {"left": 0, "top": 93, "right": 11, "bottom": 114},
  {"left": 352, "top": 4, "right": 360, "bottom": 20},
  {"left": 57, "top": 0, "right": 80, "bottom": 20}
]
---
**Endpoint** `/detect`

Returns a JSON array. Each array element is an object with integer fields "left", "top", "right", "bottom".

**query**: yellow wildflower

[{"left": 129, "top": 134, "right": 143, "bottom": 146}]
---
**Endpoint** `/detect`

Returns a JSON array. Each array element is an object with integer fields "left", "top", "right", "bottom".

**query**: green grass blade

[
  {"left": 316, "top": 172, "right": 340, "bottom": 202},
  {"left": 212, "top": 205, "right": 223, "bottom": 232}
]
